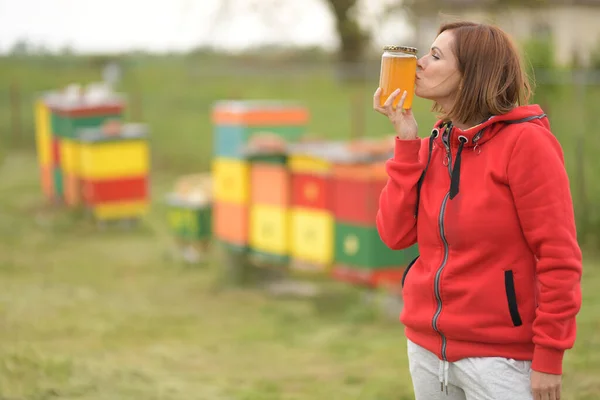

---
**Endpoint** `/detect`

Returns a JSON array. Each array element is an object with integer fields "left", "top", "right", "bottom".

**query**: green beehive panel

[
  {"left": 248, "top": 125, "right": 305, "bottom": 139},
  {"left": 247, "top": 153, "right": 287, "bottom": 165},
  {"left": 167, "top": 207, "right": 187, "bottom": 238},
  {"left": 61, "top": 115, "right": 123, "bottom": 139},
  {"left": 334, "top": 222, "right": 419, "bottom": 269},
  {"left": 184, "top": 206, "right": 212, "bottom": 240},
  {"left": 53, "top": 166, "right": 64, "bottom": 199},
  {"left": 214, "top": 125, "right": 305, "bottom": 159},
  {"left": 167, "top": 202, "right": 212, "bottom": 240},
  {"left": 50, "top": 113, "right": 63, "bottom": 138},
  {"left": 50, "top": 113, "right": 123, "bottom": 139}
]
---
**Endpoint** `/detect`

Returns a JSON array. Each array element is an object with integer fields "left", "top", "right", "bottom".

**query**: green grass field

[
  {"left": 1, "top": 151, "right": 600, "bottom": 399},
  {"left": 0, "top": 56, "right": 599, "bottom": 399}
]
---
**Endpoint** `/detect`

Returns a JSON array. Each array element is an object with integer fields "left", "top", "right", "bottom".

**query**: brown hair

[{"left": 432, "top": 21, "right": 533, "bottom": 125}]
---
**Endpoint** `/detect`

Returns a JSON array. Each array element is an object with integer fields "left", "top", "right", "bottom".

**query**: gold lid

[{"left": 383, "top": 45, "right": 417, "bottom": 55}]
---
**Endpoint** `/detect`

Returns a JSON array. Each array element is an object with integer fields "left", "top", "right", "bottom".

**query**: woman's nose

[{"left": 417, "top": 57, "right": 425, "bottom": 70}]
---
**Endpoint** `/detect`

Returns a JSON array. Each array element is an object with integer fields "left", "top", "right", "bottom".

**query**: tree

[
  {"left": 325, "top": 0, "right": 370, "bottom": 64},
  {"left": 211, "top": 0, "right": 404, "bottom": 65}
]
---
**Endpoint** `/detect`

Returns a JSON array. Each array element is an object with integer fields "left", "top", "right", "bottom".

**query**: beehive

[
  {"left": 35, "top": 85, "right": 126, "bottom": 207},
  {"left": 247, "top": 152, "right": 290, "bottom": 264},
  {"left": 76, "top": 123, "right": 150, "bottom": 221},
  {"left": 328, "top": 150, "right": 419, "bottom": 288},
  {"left": 211, "top": 100, "right": 308, "bottom": 252},
  {"left": 166, "top": 173, "right": 213, "bottom": 242},
  {"left": 212, "top": 100, "right": 308, "bottom": 159},
  {"left": 34, "top": 95, "right": 56, "bottom": 201},
  {"left": 286, "top": 143, "right": 341, "bottom": 274}
]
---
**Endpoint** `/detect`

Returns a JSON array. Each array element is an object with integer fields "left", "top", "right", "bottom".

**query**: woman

[{"left": 374, "top": 21, "right": 582, "bottom": 400}]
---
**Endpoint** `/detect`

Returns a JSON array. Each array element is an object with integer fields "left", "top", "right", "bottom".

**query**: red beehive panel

[
  {"left": 331, "top": 264, "right": 406, "bottom": 289},
  {"left": 330, "top": 163, "right": 387, "bottom": 226},
  {"left": 81, "top": 176, "right": 148, "bottom": 205},
  {"left": 291, "top": 173, "right": 330, "bottom": 211},
  {"left": 52, "top": 138, "right": 61, "bottom": 166}
]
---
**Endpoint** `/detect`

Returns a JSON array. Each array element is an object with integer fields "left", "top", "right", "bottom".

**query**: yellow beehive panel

[
  {"left": 287, "top": 154, "right": 331, "bottom": 174},
  {"left": 212, "top": 158, "right": 250, "bottom": 204},
  {"left": 250, "top": 204, "right": 289, "bottom": 256},
  {"left": 79, "top": 140, "right": 149, "bottom": 180},
  {"left": 59, "top": 139, "right": 81, "bottom": 176},
  {"left": 290, "top": 208, "right": 334, "bottom": 265},
  {"left": 93, "top": 200, "right": 149, "bottom": 220},
  {"left": 34, "top": 100, "right": 52, "bottom": 166}
]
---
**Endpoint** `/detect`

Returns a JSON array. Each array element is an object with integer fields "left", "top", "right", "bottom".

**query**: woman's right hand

[{"left": 373, "top": 87, "right": 418, "bottom": 141}]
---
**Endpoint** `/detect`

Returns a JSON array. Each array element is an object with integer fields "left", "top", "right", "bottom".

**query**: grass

[
  {"left": 0, "top": 152, "right": 419, "bottom": 400},
  {"left": 0, "top": 55, "right": 599, "bottom": 398},
  {"left": 0, "top": 154, "right": 599, "bottom": 399}
]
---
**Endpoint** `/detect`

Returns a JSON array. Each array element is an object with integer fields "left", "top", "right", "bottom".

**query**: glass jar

[{"left": 378, "top": 45, "right": 418, "bottom": 109}]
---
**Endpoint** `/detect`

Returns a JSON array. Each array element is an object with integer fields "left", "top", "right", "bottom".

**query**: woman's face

[{"left": 415, "top": 30, "right": 462, "bottom": 105}]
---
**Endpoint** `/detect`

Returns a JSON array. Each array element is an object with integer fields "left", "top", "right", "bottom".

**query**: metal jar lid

[{"left": 383, "top": 45, "right": 418, "bottom": 55}]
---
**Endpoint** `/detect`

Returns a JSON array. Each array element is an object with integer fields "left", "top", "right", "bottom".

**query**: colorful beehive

[
  {"left": 211, "top": 157, "right": 250, "bottom": 249},
  {"left": 165, "top": 173, "right": 213, "bottom": 263},
  {"left": 286, "top": 142, "right": 344, "bottom": 274},
  {"left": 329, "top": 148, "right": 419, "bottom": 288},
  {"left": 35, "top": 84, "right": 126, "bottom": 207},
  {"left": 166, "top": 173, "right": 213, "bottom": 240},
  {"left": 211, "top": 101, "right": 309, "bottom": 253},
  {"left": 246, "top": 152, "right": 290, "bottom": 265},
  {"left": 34, "top": 93, "right": 60, "bottom": 202},
  {"left": 167, "top": 195, "right": 212, "bottom": 241},
  {"left": 76, "top": 122, "right": 150, "bottom": 222},
  {"left": 212, "top": 100, "right": 308, "bottom": 159}
]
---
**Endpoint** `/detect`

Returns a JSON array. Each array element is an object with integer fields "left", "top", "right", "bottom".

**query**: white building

[{"left": 411, "top": 0, "right": 600, "bottom": 67}]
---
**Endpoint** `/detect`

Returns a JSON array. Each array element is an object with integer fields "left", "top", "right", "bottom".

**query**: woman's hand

[
  {"left": 531, "top": 370, "right": 561, "bottom": 400},
  {"left": 373, "top": 87, "right": 418, "bottom": 141}
]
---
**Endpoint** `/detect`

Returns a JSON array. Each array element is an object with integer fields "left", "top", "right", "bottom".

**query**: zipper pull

[{"left": 473, "top": 129, "right": 483, "bottom": 155}]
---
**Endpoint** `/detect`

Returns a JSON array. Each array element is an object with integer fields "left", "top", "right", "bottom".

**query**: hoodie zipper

[
  {"left": 433, "top": 125, "right": 453, "bottom": 361},
  {"left": 433, "top": 192, "right": 450, "bottom": 361}
]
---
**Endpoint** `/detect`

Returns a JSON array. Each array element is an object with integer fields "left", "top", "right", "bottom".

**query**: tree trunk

[{"left": 325, "top": 0, "right": 370, "bottom": 81}]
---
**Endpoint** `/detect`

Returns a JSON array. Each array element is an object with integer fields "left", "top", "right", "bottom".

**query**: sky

[{"left": 0, "top": 0, "right": 411, "bottom": 54}]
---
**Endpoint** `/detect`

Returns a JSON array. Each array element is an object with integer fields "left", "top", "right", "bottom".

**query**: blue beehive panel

[{"left": 213, "top": 125, "right": 248, "bottom": 159}]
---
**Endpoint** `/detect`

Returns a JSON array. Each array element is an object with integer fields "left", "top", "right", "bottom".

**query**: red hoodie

[{"left": 376, "top": 104, "right": 582, "bottom": 375}]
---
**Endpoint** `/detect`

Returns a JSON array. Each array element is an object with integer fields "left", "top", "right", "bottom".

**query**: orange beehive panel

[
  {"left": 40, "top": 164, "right": 54, "bottom": 200},
  {"left": 63, "top": 174, "right": 81, "bottom": 207},
  {"left": 213, "top": 201, "right": 248, "bottom": 246},
  {"left": 250, "top": 163, "right": 290, "bottom": 206},
  {"left": 211, "top": 102, "right": 309, "bottom": 126}
]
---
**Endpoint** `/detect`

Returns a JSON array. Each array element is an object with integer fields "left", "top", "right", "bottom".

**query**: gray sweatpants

[{"left": 407, "top": 339, "right": 534, "bottom": 400}]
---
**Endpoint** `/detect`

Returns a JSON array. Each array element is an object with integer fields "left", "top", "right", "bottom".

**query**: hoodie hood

[
  {"left": 432, "top": 104, "right": 549, "bottom": 148},
  {"left": 417, "top": 104, "right": 549, "bottom": 203}
]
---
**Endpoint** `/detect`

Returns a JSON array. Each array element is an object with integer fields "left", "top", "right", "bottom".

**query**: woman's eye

[{"left": 432, "top": 54, "right": 440, "bottom": 60}]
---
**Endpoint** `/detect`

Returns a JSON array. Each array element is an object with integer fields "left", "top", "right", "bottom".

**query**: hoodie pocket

[
  {"left": 401, "top": 255, "right": 420, "bottom": 289},
  {"left": 504, "top": 270, "right": 523, "bottom": 327}
]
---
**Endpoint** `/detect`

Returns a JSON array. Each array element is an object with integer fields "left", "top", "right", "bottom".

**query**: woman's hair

[{"left": 432, "top": 21, "right": 533, "bottom": 124}]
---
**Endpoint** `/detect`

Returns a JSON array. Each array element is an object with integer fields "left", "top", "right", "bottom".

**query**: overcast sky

[{"left": 0, "top": 0, "right": 411, "bottom": 54}]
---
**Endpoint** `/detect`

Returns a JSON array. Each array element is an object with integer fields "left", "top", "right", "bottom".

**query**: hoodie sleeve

[
  {"left": 508, "top": 126, "right": 582, "bottom": 375},
  {"left": 376, "top": 137, "right": 428, "bottom": 250}
]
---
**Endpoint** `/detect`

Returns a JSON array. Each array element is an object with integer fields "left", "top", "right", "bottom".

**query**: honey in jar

[{"left": 379, "top": 45, "right": 418, "bottom": 109}]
